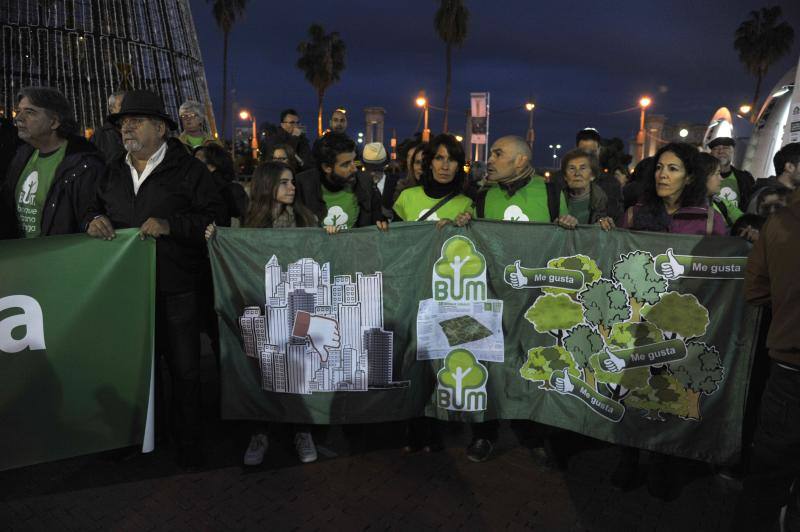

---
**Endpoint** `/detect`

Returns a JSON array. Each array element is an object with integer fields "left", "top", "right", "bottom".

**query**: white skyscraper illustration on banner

[{"left": 239, "top": 255, "right": 408, "bottom": 394}]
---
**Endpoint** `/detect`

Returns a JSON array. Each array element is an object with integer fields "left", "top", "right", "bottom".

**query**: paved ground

[
  {"left": 0, "top": 344, "right": 743, "bottom": 531},
  {"left": 0, "top": 418, "right": 740, "bottom": 532}
]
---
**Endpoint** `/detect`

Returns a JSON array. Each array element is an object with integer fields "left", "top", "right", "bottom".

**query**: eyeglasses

[
  {"left": 120, "top": 117, "right": 149, "bottom": 129},
  {"left": 282, "top": 120, "right": 299, "bottom": 125},
  {"left": 180, "top": 113, "right": 199, "bottom": 120}
]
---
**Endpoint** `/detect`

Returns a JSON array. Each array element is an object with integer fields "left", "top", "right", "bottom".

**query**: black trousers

[
  {"left": 156, "top": 291, "right": 201, "bottom": 447},
  {"left": 735, "top": 360, "right": 800, "bottom": 531}
]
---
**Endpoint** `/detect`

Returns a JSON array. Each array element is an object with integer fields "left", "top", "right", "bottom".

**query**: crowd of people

[{"left": 1, "top": 86, "right": 799, "bottom": 527}]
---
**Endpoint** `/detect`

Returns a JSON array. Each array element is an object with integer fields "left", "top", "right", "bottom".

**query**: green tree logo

[
  {"left": 433, "top": 236, "right": 487, "bottom": 301},
  {"left": 437, "top": 349, "right": 489, "bottom": 411}
]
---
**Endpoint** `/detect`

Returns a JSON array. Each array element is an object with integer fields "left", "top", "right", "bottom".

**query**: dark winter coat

[
  {"left": 85, "top": 137, "right": 225, "bottom": 293},
  {"left": 90, "top": 120, "right": 126, "bottom": 164},
  {"left": 263, "top": 128, "right": 313, "bottom": 171},
  {"left": 1, "top": 134, "right": 105, "bottom": 238},
  {"left": 724, "top": 166, "right": 756, "bottom": 210}
]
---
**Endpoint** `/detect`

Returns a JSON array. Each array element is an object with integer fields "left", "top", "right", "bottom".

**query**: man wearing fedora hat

[
  {"left": 708, "top": 136, "right": 755, "bottom": 209},
  {"left": 1, "top": 86, "right": 105, "bottom": 239},
  {"left": 85, "top": 89, "right": 224, "bottom": 467}
]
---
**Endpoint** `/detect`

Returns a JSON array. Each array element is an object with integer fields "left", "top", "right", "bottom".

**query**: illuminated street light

[
  {"left": 637, "top": 96, "right": 652, "bottom": 162},
  {"left": 415, "top": 90, "right": 430, "bottom": 142},
  {"left": 525, "top": 100, "right": 536, "bottom": 151},
  {"left": 238, "top": 108, "right": 258, "bottom": 161},
  {"left": 548, "top": 144, "right": 563, "bottom": 166},
  {"left": 455, "top": 134, "right": 463, "bottom": 142},
  {"left": 739, "top": 104, "right": 752, "bottom": 115},
  {"left": 679, "top": 128, "right": 689, "bottom": 138}
]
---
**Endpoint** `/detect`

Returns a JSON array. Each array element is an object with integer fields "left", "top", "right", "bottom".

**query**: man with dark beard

[{"left": 295, "top": 132, "right": 385, "bottom": 230}]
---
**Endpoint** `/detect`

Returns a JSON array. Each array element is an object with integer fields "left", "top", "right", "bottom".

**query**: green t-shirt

[
  {"left": 321, "top": 185, "right": 359, "bottom": 230},
  {"left": 482, "top": 176, "right": 568, "bottom": 222},
  {"left": 567, "top": 194, "right": 591, "bottom": 224},
  {"left": 718, "top": 173, "right": 741, "bottom": 207},
  {"left": 15, "top": 143, "right": 68, "bottom": 238},
  {"left": 713, "top": 196, "right": 744, "bottom": 226},
  {"left": 181, "top": 133, "right": 210, "bottom": 149},
  {"left": 393, "top": 186, "right": 474, "bottom": 221}
]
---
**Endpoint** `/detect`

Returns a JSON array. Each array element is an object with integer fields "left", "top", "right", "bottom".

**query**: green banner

[
  {"left": 0, "top": 230, "right": 155, "bottom": 471},
  {"left": 208, "top": 221, "right": 758, "bottom": 463}
]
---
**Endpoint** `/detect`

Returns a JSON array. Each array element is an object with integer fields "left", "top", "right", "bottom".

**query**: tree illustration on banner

[
  {"left": 512, "top": 248, "right": 726, "bottom": 422},
  {"left": 543, "top": 255, "right": 602, "bottom": 297},
  {"left": 525, "top": 293, "right": 583, "bottom": 346},
  {"left": 612, "top": 250, "right": 667, "bottom": 321},
  {"left": 641, "top": 292, "right": 709, "bottom": 340}
]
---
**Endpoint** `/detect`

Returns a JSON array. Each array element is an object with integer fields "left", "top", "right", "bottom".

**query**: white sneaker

[
  {"left": 243, "top": 433, "right": 268, "bottom": 466},
  {"left": 294, "top": 432, "right": 318, "bottom": 463}
]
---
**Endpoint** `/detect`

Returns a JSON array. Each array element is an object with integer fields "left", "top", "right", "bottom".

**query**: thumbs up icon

[
  {"left": 508, "top": 260, "right": 527, "bottom": 289},
  {"left": 602, "top": 348, "right": 627, "bottom": 372},
  {"left": 660, "top": 248, "right": 685, "bottom": 280},
  {"left": 553, "top": 369, "right": 575, "bottom": 394}
]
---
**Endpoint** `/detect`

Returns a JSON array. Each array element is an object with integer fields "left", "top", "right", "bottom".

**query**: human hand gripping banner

[
  {"left": 208, "top": 221, "right": 758, "bottom": 463},
  {"left": 0, "top": 230, "right": 155, "bottom": 471}
]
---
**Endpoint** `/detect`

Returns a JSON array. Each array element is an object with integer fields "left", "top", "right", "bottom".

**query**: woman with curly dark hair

[{"left": 621, "top": 142, "right": 726, "bottom": 235}]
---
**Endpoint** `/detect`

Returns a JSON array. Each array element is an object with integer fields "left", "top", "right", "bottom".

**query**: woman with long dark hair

[
  {"left": 614, "top": 143, "right": 726, "bottom": 498},
  {"left": 621, "top": 142, "right": 726, "bottom": 235},
  {"left": 206, "top": 161, "right": 318, "bottom": 466},
  {"left": 239, "top": 162, "right": 316, "bottom": 229},
  {"left": 393, "top": 142, "right": 427, "bottom": 203}
]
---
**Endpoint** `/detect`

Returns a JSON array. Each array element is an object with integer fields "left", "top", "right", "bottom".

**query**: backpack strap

[
  {"left": 713, "top": 198, "right": 731, "bottom": 226},
  {"left": 545, "top": 181, "right": 561, "bottom": 222},
  {"left": 475, "top": 188, "right": 488, "bottom": 218},
  {"left": 418, "top": 191, "right": 459, "bottom": 221},
  {"left": 706, "top": 205, "right": 715, "bottom": 235}
]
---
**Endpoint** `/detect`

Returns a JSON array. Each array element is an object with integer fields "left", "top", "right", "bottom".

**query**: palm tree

[
  {"left": 296, "top": 24, "right": 346, "bottom": 137},
  {"left": 207, "top": 0, "right": 247, "bottom": 139},
  {"left": 434, "top": 0, "right": 469, "bottom": 133},
  {"left": 734, "top": 6, "right": 794, "bottom": 120}
]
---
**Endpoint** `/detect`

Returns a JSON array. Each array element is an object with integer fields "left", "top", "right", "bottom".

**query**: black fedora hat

[{"left": 108, "top": 89, "right": 178, "bottom": 130}]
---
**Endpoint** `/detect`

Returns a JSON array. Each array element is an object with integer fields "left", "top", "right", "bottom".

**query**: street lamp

[
  {"left": 548, "top": 143, "right": 562, "bottom": 167},
  {"left": 637, "top": 96, "right": 652, "bottom": 162},
  {"left": 239, "top": 109, "right": 258, "bottom": 161},
  {"left": 679, "top": 128, "right": 689, "bottom": 138},
  {"left": 415, "top": 90, "right": 430, "bottom": 142},
  {"left": 525, "top": 101, "right": 536, "bottom": 151}
]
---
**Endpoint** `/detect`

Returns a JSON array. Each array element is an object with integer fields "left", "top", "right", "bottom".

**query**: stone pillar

[{"left": 363, "top": 107, "right": 386, "bottom": 144}]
